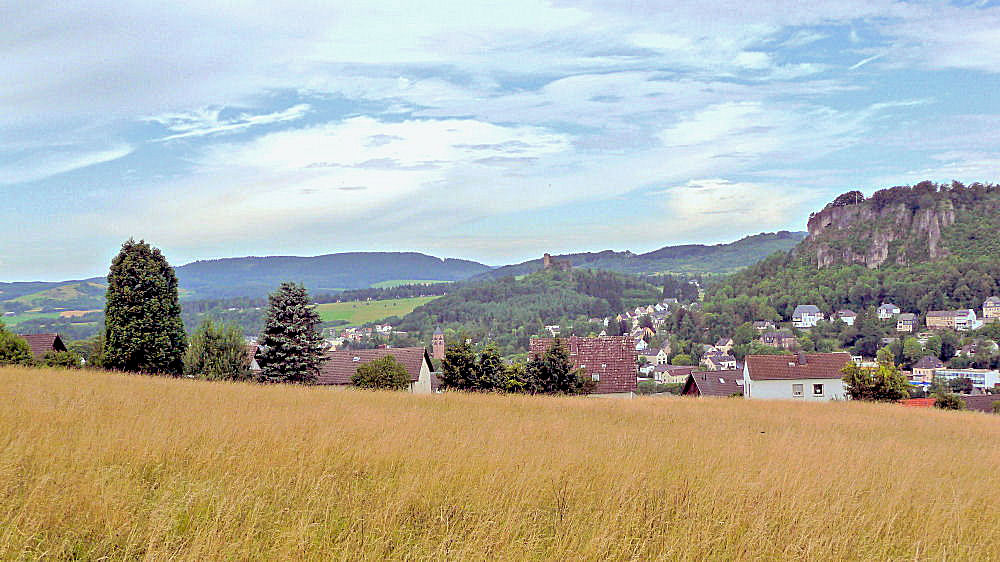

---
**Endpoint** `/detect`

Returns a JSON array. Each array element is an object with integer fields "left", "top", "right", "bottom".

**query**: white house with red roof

[{"left": 743, "top": 352, "right": 851, "bottom": 401}]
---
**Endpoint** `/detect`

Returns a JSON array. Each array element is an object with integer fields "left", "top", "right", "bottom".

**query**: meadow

[
  {"left": 315, "top": 296, "right": 439, "bottom": 325},
  {"left": 0, "top": 367, "right": 998, "bottom": 560}
]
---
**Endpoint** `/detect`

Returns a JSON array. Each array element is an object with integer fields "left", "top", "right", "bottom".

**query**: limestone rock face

[{"left": 805, "top": 200, "right": 955, "bottom": 268}]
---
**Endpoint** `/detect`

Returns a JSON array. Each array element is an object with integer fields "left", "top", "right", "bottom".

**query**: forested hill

[
  {"left": 0, "top": 252, "right": 490, "bottom": 305},
  {"left": 703, "top": 182, "right": 1000, "bottom": 331},
  {"left": 394, "top": 269, "right": 663, "bottom": 354},
  {"left": 472, "top": 231, "right": 806, "bottom": 281},
  {"left": 173, "top": 252, "right": 489, "bottom": 298}
]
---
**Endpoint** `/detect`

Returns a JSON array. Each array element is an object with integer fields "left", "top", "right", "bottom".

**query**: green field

[
  {"left": 0, "top": 311, "right": 62, "bottom": 326},
  {"left": 369, "top": 279, "right": 452, "bottom": 289},
  {"left": 315, "top": 296, "right": 440, "bottom": 325}
]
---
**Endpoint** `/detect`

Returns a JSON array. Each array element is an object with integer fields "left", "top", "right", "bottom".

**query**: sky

[{"left": 4, "top": 0, "right": 1000, "bottom": 281}]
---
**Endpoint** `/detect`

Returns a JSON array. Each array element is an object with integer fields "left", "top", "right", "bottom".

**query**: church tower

[{"left": 432, "top": 327, "right": 446, "bottom": 361}]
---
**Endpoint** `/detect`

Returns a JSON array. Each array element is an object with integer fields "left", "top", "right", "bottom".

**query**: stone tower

[{"left": 432, "top": 327, "right": 446, "bottom": 361}]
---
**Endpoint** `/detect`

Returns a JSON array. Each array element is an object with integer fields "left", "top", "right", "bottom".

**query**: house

[
  {"left": 20, "top": 333, "right": 68, "bottom": 359},
  {"left": 877, "top": 303, "right": 901, "bottom": 320},
  {"left": 682, "top": 370, "right": 743, "bottom": 397},
  {"left": 983, "top": 297, "right": 1000, "bottom": 321},
  {"left": 701, "top": 351, "right": 737, "bottom": 371},
  {"left": 760, "top": 331, "right": 797, "bottom": 350},
  {"left": 653, "top": 364, "right": 695, "bottom": 384},
  {"left": 317, "top": 347, "right": 436, "bottom": 394},
  {"left": 753, "top": 320, "right": 776, "bottom": 332},
  {"left": 911, "top": 355, "right": 944, "bottom": 384},
  {"left": 634, "top": 338, "right": 648, "bottom": 352},
  {"left": 531, "top": 336, "right": 637, "bottom": 397},
  {"left": 638, "top": 350, "right": 660, "bottom": 365},
  {"left": 833, "top": 309, "right": 857, "bottom": 326},
  {"left": 653, "top": 346, "right": 671, "bottom": 365},
  {"left": 246, "top": 343, "right": 261, "bottom": 372},
  {"left": 961, "top": 394, "right": 1000, "bottom": 414},
  {"left": 926, "top": 309, "right": 980, "bottom": 331},
  {"left": 715, "top": 337, "right": 734, "bottom": 354},
  {"left": 896, "top": 313, "right": 917, "bottom": 333},
  {"left": 743, "top": 352, "right": 851, "bottom": 401},
  {"left": 792, "top": 305, "right": 824, "bottom": 328},
  {"left": 933, "top": 368, "right": 1000, "bottom": 391}
]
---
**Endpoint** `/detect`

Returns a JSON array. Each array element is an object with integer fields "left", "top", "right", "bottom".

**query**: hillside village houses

[
  {"left": 877, "top": 303, "right": 901, "bottom": 320},
  {"left": 833, "top": 309, "right": 856, "bottom": 326},
  {"left": 700, "top": 350, "right": 737, "bottom": 371},
  {"left": 761, "top": 331, "right": 797, "bottom": 350},
  {"left": 933, "top": 368, "right": 1000, "bottom": 391},
  {"left": 896, "top": 313, "right": 918, "bottom": 333},
  {"left": 984, "top": 296, "right": 1000, "bottom": 322},
  {"left": 792, "top": 305, "right": 824, "bottom": 328},
  {"left": 910, "top": 355, "right": 944, "bottom": 386},
  {"left": 926, "top": 309, "right": 981, "bottom": 331}
]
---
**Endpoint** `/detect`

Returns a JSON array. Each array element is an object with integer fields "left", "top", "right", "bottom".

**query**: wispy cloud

[
  {"left": 0, "top": 145, "right": 133, "bottom": 185},
  {"left": 149, "top": 104, "right": 311, "bottom": 141},
  {"left": 849, "top": 53, "right": 884, "bottom": 70}
]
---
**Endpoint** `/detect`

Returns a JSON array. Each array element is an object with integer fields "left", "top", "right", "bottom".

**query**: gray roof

[
  {"left": 898, "top": 313, "right": 917, "bottom": 321},
  {"left": 985, "top": 296, "right": 1000, "bottom": 305},
  {"left": 793, "top": 305, "right": 821, "bottom": 317}
]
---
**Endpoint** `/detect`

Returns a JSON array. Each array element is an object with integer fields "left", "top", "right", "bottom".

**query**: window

[
  {"left": 792, "top": 384, "right": 803, "bottom": 397},
  {"left": 592, "top": 373, "right": 600, "bottom": 382},
  {"left": 813, "top": 384, "right": 824, "bottom": 396}
]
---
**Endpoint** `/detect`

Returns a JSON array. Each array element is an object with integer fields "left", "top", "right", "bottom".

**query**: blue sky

[{"left": 4, "top": 0, "right": 1000, "bottom": 280}]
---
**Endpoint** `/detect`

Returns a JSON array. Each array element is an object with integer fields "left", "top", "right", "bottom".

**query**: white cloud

[
  {"left": 148, "top": 104, "right": 311, "bottom": 141},
  {"left": 0, "top": 145, "right": 133, "bottom": 185}
]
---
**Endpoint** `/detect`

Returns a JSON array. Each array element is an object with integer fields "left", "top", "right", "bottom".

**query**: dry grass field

[{"left": 1, "top": 366, "right": 998, "bottom": 561}]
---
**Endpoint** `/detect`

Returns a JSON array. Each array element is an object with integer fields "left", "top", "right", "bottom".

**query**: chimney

[{"left": 797, "top": 351, "right": 807, "bottom": 365}]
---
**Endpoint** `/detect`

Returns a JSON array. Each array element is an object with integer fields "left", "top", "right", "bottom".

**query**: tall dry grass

[{"left": 0, "top": 366, "right": 998, "bottom": 560}]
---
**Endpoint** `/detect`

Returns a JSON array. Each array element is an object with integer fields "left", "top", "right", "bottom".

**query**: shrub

[{"left": 351, "top": 356, "right": 411, "bottom": 391}]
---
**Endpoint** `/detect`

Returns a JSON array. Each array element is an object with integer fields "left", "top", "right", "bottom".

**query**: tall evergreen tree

[
  {"left": 183, "top": 318, "right": 251, "bottom": 381},
  {"left": 256, "top": 282, "right": 325, "bottom": 384},
  {"left": 103, "top": 239, "right": 186, "bottom": 375}
]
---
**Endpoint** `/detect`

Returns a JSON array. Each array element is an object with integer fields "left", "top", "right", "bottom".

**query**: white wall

[
  {"left": 411, "top": 359, "right": 433, "bottom": 394},
  {"left": 745, "top": 376, "right": 846, "bottom": 401}
]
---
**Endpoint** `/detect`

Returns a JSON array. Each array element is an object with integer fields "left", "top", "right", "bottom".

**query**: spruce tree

[
  {"left": 103, "top": 239, "right": 186, "bottom": 375},
  {"left": 256, "top": 282, "right": 325, "bottom": 383}
]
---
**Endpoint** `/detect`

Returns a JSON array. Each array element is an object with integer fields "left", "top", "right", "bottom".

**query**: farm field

[
  {"left": 369, "top": 279, "right": 452, "bottom": 289},
  {"left": 315, "top": 296, "right": 439, "bottom": 325},
  {"left": 0, "top": 367, "right": 997, "bottom": 560}
]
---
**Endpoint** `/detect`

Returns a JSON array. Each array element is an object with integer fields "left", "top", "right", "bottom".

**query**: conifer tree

[
  {"left": 103, "top": 239, "right": 186, "bottom": 375},
  {"left": 256, "top": 282, "right": 325, "bottom": 383}
]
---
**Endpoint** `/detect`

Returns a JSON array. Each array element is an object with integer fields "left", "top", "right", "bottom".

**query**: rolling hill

[{"left": 472, "top": 231, "right": 806, "bottom": 281}]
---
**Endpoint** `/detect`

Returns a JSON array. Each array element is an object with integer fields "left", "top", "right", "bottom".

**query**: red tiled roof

[
  {"left": 683, "top": 370, "right": 743, "bottom": 397},
  {"left": 19, "top": 333, "right": 66, "bottom": 358},
  {"left": 317, "top": 347, "right": 429, "bottom": 385},
  {"left": 902, "top": 398, "right": 936, "bottom": 408},
  {"left": 745, "top": 352, "right": 851, "bottom": 381},
  {"left": 531, "top": 336, "right": 637, "bottom": 394}
]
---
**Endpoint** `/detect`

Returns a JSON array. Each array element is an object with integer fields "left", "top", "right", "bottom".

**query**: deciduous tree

[
  {"left": 183, "top": 319, "right": 251, "bottom": 381},
  {"left": 351, "top": 355, "right": 410, "bottom": 390}
]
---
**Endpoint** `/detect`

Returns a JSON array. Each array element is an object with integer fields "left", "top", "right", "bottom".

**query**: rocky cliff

[{"left": 804, "top": 199, "right": 956, "bottom": 268}]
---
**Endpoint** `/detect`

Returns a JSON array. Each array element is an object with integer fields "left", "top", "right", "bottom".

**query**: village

[{"left": 20, "top": 287, "right": 997, "bottom": 411}]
